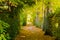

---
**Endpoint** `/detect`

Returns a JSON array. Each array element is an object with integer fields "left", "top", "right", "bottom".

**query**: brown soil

[{"left": 15, "top": 25, "right": 55, "bottom": 40}]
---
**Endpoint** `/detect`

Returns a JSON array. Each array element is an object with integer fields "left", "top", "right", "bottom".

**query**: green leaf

[
  {"left": 1, "top": 34, "right": 7, "bottom": 40},
  {"left": 0, "top": 36, "right": 2, "bottom": 40}
]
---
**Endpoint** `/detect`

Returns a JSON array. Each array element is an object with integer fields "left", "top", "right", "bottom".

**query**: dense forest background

[{"left": 0, "top": 0, "right": 60, "bottom": 40}]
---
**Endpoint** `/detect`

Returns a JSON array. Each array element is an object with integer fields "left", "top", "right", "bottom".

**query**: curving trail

[{"left": 15, "top": 25, "right": 55, "bottom": 40}]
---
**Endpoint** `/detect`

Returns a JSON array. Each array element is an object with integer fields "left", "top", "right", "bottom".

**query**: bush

[{"left": 0, "top": 20, "right": 10, "bottom": 40}]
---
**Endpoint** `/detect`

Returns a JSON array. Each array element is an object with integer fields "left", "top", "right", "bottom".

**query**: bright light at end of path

[{"left": 27, "top": 13, "right": 33, "bottom": 25}]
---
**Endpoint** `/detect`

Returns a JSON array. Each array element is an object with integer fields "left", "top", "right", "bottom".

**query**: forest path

[{"left": 15, "top": 25, "right": 55, "bottom": 40}]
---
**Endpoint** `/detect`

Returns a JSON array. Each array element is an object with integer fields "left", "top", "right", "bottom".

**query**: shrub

[{"left": 0, "top": 20, "right": 10, "bottom": 40}]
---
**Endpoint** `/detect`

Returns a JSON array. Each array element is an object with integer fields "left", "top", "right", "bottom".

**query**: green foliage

[
  {"left": 52, "top": 8, "right": 60, "bottom": 38},
  {"left": 20, "top": 11, "right": 27, "bottom": 26},
  {"left": 47, "top": 8, "right": 60, "bottom": 39},
  {"left": 0, "top": 0, "right": 8, "bottom": 11},
  {"left": 0, "top": 20, "right": 10, "bottom": 40},
  {"left": 0, "top": 0, "right": 35, "bottom": 39},
  {"left": 20, "top": 0, "right": 35, "bottom": 6}
]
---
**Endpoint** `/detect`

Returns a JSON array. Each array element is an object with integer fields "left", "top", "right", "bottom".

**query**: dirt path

[{"left": 15, "top": 25, "right": 55, "bottom": 40}]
